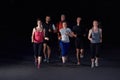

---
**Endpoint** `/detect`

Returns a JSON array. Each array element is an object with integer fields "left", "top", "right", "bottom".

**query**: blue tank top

[{"left": 91, "top": 28, "right": 101, "bottom": 43}]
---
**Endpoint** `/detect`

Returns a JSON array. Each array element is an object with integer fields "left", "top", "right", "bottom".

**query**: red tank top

[
  {"left": 56, "top": 21, "right": 63, "bottom": 31},
  {"left": 33, "top": 29, "right": 44, "bottom": 43}
]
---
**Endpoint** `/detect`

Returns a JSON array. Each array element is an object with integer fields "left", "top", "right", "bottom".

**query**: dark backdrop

[{"left": 0, "top": 0, "right": 119, "bottom": 57}]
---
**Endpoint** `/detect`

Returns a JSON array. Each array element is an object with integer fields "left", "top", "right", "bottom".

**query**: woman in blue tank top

[{"left": 88, "top": 20, "right": 102, "bottom": 68}]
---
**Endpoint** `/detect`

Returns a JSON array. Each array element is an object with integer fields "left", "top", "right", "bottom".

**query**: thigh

[
  {"left": 38, "top": 43, "right": 43, "bottom": 56},
  {"left": 75, "top": 38, "right": 80, "bottom": 49},
  {"left": 96, "top": 43, "right": 101, "bottom": 56},
  {"left": 33, "top": 43, "right": 38, "bottom": 56},
  {"left": 90, "top": 43, "right": 96, "bottom": 58}
]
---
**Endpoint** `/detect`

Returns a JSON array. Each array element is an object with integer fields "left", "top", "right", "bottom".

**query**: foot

[
  {"left": 43, "top": 58, "right": 47, "bottom": 62},
  {"left": 37, "top": 64, "right": 40, "bottom": 69},
  {"left": 95, "top": 61, "right": 99, "bottom": 67},
  {"left": 34, "top": 59, "right": 38, "bottom": 66},
  {"left": 80, "top": 54, "right": 84, "bottom": 58},
  {"left": 77, "top": 62, "right": 80, "bottom": 65},
  {"left": 47, "top": 58, "right": 50, "bottom": 63},
  {"left": 91, "top": 62, "right": 94, "bottom": 68}
]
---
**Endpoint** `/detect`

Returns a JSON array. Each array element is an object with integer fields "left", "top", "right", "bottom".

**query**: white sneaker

[
  {"left": 47, "top": 59, "right": 50, "bottom": 63},
  {"left": 91, "top": 62, "right": 94, "bottom": 68},
  {"left": 80, "top": 54, "right": 84, "bottom": 58},
  {"left": 95, "top": 61, "right": 99, "bottom": 67}
]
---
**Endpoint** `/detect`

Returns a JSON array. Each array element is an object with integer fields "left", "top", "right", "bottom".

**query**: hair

[
  {"left": 61, "top": 14, "right": 65, "bottom": 17},
  {"left": 93, "top": 20, "right": 98, "bottom": 22},
  {"left": 77, "top": 16, "right": 82, "bottom": 20},
  {"left": 37, "top": 18, "right": 41, "bottom": 21},
  {"left": 46, "top": 15, "right": 51, "bottom": 18},
  {"left": 62, "top": 21, "right": 67, "bottom": 24},
  {"left": 92, "top": 20, "right": 102, "bottom": 28}
]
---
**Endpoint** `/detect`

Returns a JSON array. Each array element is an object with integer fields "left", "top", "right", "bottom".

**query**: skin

[
  {"left": 73, "top": 17, "right": 84, "bottom": 65},
  {"left": 59, "top": 22, "right": 73, "bottom": 64},
  {"left": 61, "top": 14, "right": 66, "bottom": 21},
  {"left": 88, "top": 20, "right": 102, "bottom": 67},
  {"left": 43, "top": 16, "right": 51, "bottom": 61},
  {"left": 31, "top": 19, "right": 44, "bottom": 68}
]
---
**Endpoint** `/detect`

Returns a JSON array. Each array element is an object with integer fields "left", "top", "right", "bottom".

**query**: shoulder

[
  {"left": 67, "top": 28, "right": 71, "bottom": 31},
  {"left": 89, "top": 28, "right": 92, "bottom": 33},
  {"left": 33, "top": 27, "right": 36, "bottom": 31},
  {"left": 32, "top": 27, "right": 36, "bottom": 33},
  {"left": 60, "top": 28, "right": 63, "bottom": 31}
]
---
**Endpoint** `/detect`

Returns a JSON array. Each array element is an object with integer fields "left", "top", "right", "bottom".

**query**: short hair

[{"left": 62, "top": 21, "right": 67, "bottom": 24}]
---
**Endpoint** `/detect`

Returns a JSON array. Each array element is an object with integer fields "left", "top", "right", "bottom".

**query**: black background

[{"left": 0, "top": 0, "right": 120, "bottom": 56}]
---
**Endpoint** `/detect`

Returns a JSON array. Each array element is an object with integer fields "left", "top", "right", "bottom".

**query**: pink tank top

[{"left": 33, "top": 29, "right": 44, "bottom": 43}]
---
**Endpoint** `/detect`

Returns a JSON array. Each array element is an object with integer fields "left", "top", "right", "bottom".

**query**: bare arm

[
  {"left": 44, "top": 29, "right": 49, "bottom": 41},
  {"left": 52, "top": 24, "right": 57, "bottom": 33},
  {"left": 100, "top": 28, "right": 102, "bottom": 43},
  {"left": 69, "top": 32, "right": 74, "bottom": 37},
  {"left": 88, "top": 29, "right": 92, "bottom": 41},
  {"left": 31, "top": 28, "right": 35, "bottom": 43},
  {"left": 71, "top": 32, "right": 77, "bottom": 37},
  {"left": 58, "top": 32, "right": 61, "bottom": 40},
  {"left": 67, "top": 28, "right": 74, "bottom": 37}
]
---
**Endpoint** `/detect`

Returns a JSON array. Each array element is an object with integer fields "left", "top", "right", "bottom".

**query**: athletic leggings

[
  {"left": 33, "top": 43, "right": 43, "bottom": 57},
  {"left": 90, "top": 43, "right": 101, "bottom": 59}
]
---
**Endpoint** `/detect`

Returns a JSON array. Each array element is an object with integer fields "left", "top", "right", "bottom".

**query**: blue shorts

[{"left": 59, "top": 41, "right": 70, "bottom": 56}]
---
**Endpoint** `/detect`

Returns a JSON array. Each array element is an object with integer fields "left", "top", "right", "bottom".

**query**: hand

[
  {"left": 49, "top": 29, "right": 51, "bottom": 32},
  {"left": 74, "top": 34, "right": 77, "bottom": 37},
  {"left": 100, "top": 39, "right": 102, "bottom": 43},
  {"left": 45, "top": 37, "right": 49, "bottom": 40},
  {"left": 58, "top": 36, "right": 61, "bottom": 40},
  {"left": 89, "top": 38, "right": 92, "bottom": 42}
]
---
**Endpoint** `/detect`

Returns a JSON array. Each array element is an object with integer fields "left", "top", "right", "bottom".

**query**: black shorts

[
  {"left": 75, "top": 38, "right": 84, "bottom": 49},
  {"left": 43, "top": 39, "right": 52, "bottom": 47}
]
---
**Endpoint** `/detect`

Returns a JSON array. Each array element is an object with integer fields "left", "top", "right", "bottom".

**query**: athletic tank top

[
  {"left": 91, "top": 28, "right": 101, "bottom": 43},
  {"left": 33, "top": 28, "right": 44, "bottom": 43}
]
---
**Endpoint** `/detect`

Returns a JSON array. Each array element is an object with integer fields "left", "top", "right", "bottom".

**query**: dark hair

[
  {"left": 62, "top": 21, "right": 67, "bottom": 24},
  {"left": 37, "top": 18, "right": 41, "bottom": 21},
  {"left": 61, "top": 14, "right": 66, "bottom": 16},
  {"left": 93, "top": 20, "right": 102, "bottom": 28}
]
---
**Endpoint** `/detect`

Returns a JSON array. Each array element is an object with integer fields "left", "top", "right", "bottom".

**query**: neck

[
  {"left": 46, "top": 21, "right": 49, "bottom": 24},
  {"left": 38, "top": 25, "right": 41, "bottom": 28},
  {"left": 93, "top": 26, "right": 98, "bottom": 29},
  {"left": 63, "top": 27, "right": 66, "bottom": 29},
  {"left": 77, "top": 23, "right": 80, "bottom": 26}
]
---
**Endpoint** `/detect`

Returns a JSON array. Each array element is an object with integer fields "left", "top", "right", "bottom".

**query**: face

[
  {"left": 46, "top": 16, "right": 51, "bottom": 22},
  {"left": 77, "top": 17, "right": 81, "bottom": 23},
  {"left": 93, "top": 20, "right": 99, "bottom": 27},
  {"left": 61, "top": 14, "right": 65, "bottom": 21},
  {"left": 37, "top": 20, "right": 42, "bottom": 26},
  {"left": 62, "top": 22, "right": 67, "bottom": 28}
]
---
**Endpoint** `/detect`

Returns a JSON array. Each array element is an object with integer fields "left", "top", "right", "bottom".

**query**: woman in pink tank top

[{"left": 31, "top": 18, "right": 44, "bottom": 69}]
